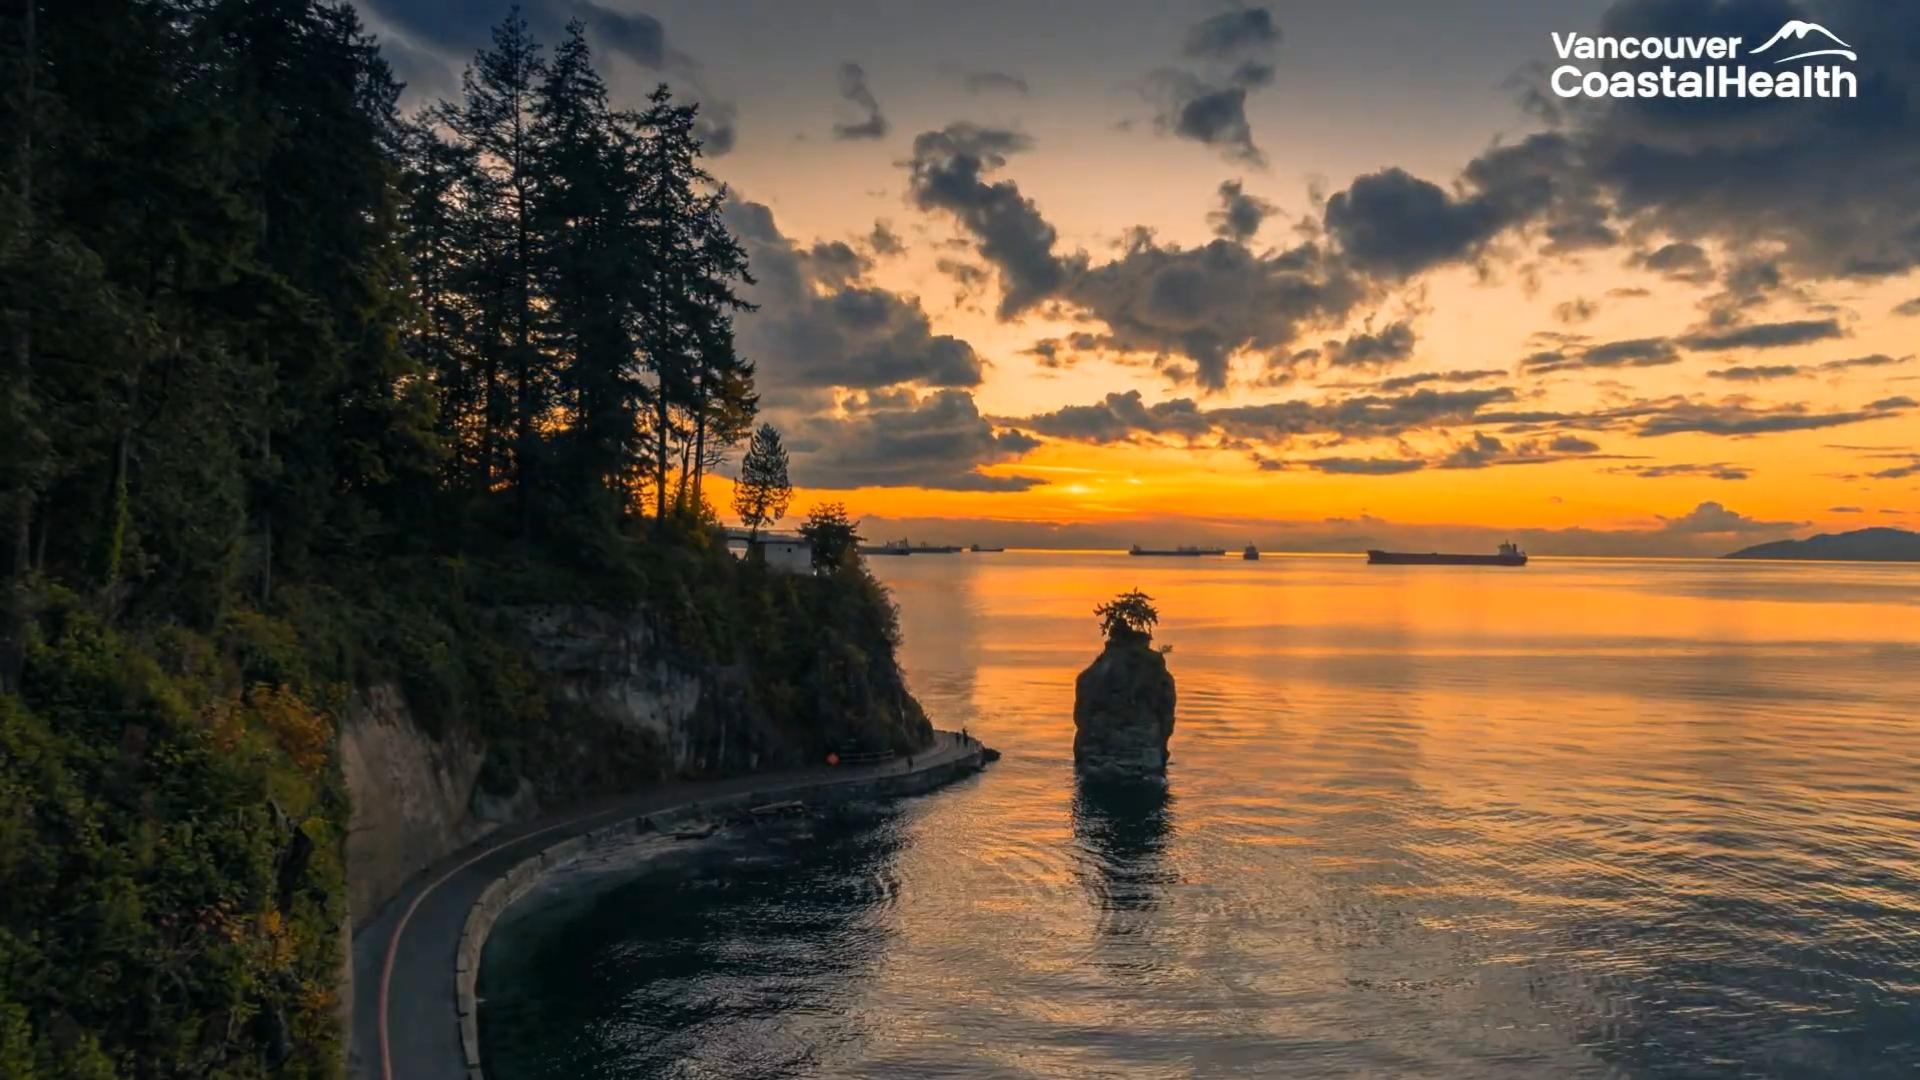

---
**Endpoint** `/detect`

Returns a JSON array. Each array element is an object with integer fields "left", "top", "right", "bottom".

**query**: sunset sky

[{"left": 363, "top": 0, "right": 1918, "bottom": 554}]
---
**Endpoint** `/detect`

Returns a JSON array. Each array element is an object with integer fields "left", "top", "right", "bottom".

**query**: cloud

[
  {"left": 1656, "top": 501, "right": 1801, "bottom": 536},
  {"left": 1637, "top": 398, "right": 1910, "bottom": 437},
  {"left": 1678, "top": 318, "right": 1845, "bottom": 351},
  {"left": 1376, "top": 368, "right": 1506, "bottom": 392},
  {"left": 1897, "top": 297, "right": 1920, "bottom": 317},
  {"left": 1636, "top": 241, "right": 1715, "bottom": 284},
  {"left": 1611, "top": 462, "right": 1751, "bottom": 480},
  {"left": 725, "top": 199, "right": 986, "bottom": 397},
  {"left": 1062, "top": 232, "right": 1370, "bottom": 390},
  {"left": 1323, "top": 320, "right": 1416, "bottom": 368},
  {"left": 1321, "top": 138, "right": 1577, "bottom": 278},
  {"left": 832, "top": 62, "right": 889, "bottom": 140},
  {"left": 1830, "top": 506, "right": 1864, "bottom": 513},
  {"left": 366, "top": 0, "right": 740, "bottom": 152},
  {"left": 1553, "top": 296, "right": 1598, "bottom": 324},
  {"left": 1434, "top": 431, "right": 1606, "bottom": 469},
  {"left": 904, "top": 124, "right": 1071, "bottom": 318},
  {"left": 1526, "top": 335, "right": 1679, "bottom": 372},
  {"left": 788, "top": 389, "right": 1044, "bottom": 491},
  {"left": 964, "top": 70, "right": 1030, "bottom": 96},
  {"left": 1708, "top": 353, "right": 1904, "bottom": 381},
  {"left": 1148, "top": 6, "right": 1281, "bottom": 165},
  {"left": 1536, "top": 0, "right": 1920, "bottom": 281},
  {"left": 1274, "top": 455, "right": 1426, "bottom": 475},
  {"left": 1208, "top": 179, "right": 1276, "bottom": 241},
  {"left": 1708, "top": 364, "right": 1805, "bottom": 381},
  {"left": 1183, "top": 7, "right": 1280, "bottom": 59},
  {"left": 868, "top": 219, "right": 907, "bottom": 257},
  {"left": 1013, "top": 385, "right": 1518, "bottom": 446}
]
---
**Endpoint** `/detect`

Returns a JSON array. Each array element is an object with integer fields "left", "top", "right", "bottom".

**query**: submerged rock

[{"left": 1072, "top": 630, "right": 1176, "bottom": 779}]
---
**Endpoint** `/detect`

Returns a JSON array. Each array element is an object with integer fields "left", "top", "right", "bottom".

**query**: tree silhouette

[
  {"left": 733, "top": 423, "right": 791, "bottom": 540},
  {"left": 1095, "top": 590, "right": 1159, "bottom": 642}
]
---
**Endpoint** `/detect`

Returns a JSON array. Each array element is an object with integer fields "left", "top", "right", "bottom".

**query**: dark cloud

[
  {"left": 692, "top": 101, "right": 737, "bottom": 156},
  {"left": 1870, "top": 458, "right": 1920, "bottom": 480},
  {"left": 1708, "top": 364, "right": 1805, "bottom": 381},
  {"left": 1376, "top": 369, "right": 1506, "bottom": 392},
  {"left": 1149, "top": 6, "right": 1281, "bottom": 165},
  {"left": 1526, "top": 336, "right": 1678, "bottom": 372},
  {"left": 1014, "top": 386, "right": 1518, "bottom": 446},
  {"left": 832, "top": 62, "right": 889, "bottom": 141},
  {"left": 1636, "top": 241, "right": 1714, "bottom": 284},
  {"left": 868, "top": 219, "right": 907, "bottom": 257},
  {"left": 1152, "top": 76, "right": 1264, "bottom": 166},
  {"left": 1324, "top": 320, "right": 1416, "bottom": 368},
  {"left": 1553, "top": 296, "right": 1598, "bottom": 324},
  {"left": 1612, "top": 462, "right": 1751, "bottom": 481},
  {"left": 1276, "top": 455, "right": 1426, "bottom": 475},
  {"left": 788, "top": 389, "right": 1044, "bottom": 491},
  {"left": 1022, "top": 332, "right": 1105, "bottom": 370},
  {"left": 1707, "top": 353, "right": 1901, "bottom": 381},
  {"left": 726, "top": 199, "right": 985, "bottom": 396},
  {"left": 1637, "top": 397, "right": 1910, "bottom": 437},
  {"left": 964, "top": 70, "right": 1030, "bottom": 96},
  {"left": 1679, "top": 318, "right": 1845, "bottom": 352},
  {"left": 366, "top": 0, "right": 740, "bottom": 153},
  {"left": 904, "top": 124, "right": 1071, "bottom": 318},
  {"left": 1183, "top": 8, "right": 1280, "bottom": 59},
  {"left": 1830, "top": 506, "right": 1864, "bottom": 512},
  {"left": 1540, "top": 0, "right": 1920, "bottom": 281},
  {"left": 1208, "top": 179, "right": 1276, "bottom": 241},
  {"left": 1321, "top": 137, "right": 1581, "bottom": 278},
  {"left": 1896, "top": 297, "right": 1920, "bottom": 317},
  {"left": 1062, "top": 232, "right": 1370, "bottom": 390},
  {"left": 365, "top": 0, "right": 665, "bottom": 65},
  {"left": 1436, "top": 431, "right": 1607, "bottom": 469}
]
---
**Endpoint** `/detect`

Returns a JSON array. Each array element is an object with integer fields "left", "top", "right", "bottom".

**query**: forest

[{"left": 0, "top": 3, "right": 909, "bottom": 1074}]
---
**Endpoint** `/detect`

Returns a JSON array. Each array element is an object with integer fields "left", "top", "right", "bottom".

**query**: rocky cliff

[
  {"left": 1072, "top": 633, "right": 1177, "bottom": 780},
  {"left": 342, "top": 590, "right": 930, "bottom": 925}
]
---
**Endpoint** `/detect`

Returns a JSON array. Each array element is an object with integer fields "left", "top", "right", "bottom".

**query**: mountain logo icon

[{"left": 1749, "top": 20, "right": 1855, "bottom": 64}]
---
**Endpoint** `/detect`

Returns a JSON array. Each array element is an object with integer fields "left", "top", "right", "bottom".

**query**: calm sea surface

[{"left": 481, "top": 553, "right": 1920, "bottom": 1078}]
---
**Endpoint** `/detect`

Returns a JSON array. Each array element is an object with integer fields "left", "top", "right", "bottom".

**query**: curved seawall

[{"left": 350, "top": 731, "right": 988, "bottom": 1080}]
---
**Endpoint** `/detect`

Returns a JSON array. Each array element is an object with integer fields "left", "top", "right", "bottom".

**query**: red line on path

[{"left": 377, "top": 806, "right": 623, "bottom": 1080}]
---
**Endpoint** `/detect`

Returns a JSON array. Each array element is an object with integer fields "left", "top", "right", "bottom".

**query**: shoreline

[{"left": 349, "top": 731, "right": 990, "bottom": 1080}]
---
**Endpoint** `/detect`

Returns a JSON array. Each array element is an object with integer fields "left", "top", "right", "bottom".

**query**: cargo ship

[
  {"left": 1367, "top": 542, "right": 1527, "bottom": 567},
  {"left": 1129, "top": 544, "right": 1228, "bottom": 557}
]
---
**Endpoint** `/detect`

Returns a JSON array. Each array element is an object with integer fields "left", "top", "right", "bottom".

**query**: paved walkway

[{"left": 347, "top": 731, "right": 981, "bottom": 1080}]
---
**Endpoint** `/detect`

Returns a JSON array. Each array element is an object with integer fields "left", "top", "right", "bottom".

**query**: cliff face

[
  {"left": 342, "top": 595, "right": 929, "bottom": 924},
  {"left": 340, "top": 685, "right": 490, "bottom": 924},
  {"left": 1073, "top": 635, "right": 1177, "bottom": 780}
]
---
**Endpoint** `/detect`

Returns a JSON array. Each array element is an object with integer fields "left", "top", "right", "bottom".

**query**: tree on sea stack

[
  {"left": 1074, "top": 590, "right": 1177, "bottom": 780},
  {"left": 733, "top": 423, "right": 792, "bottom": 540}
]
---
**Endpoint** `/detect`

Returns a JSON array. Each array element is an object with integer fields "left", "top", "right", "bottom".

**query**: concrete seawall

[{"left": 355, "top": 731, "right": 988, "bottom": 1080}]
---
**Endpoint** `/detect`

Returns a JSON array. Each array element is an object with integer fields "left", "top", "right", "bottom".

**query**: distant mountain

[{"left": 1724, "top": 527, "right": 1920, "bottom": 562}]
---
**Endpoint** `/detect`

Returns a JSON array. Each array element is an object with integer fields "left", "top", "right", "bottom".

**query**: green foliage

[
  {"left": 798, "top": 502, "right": 863, "bottom": 573},
  {"left": 1095, "top": 589, "right": 1159, "bottom": 642},
  {"left": 0, "top": 606, "right": 347, "bottom": 1078},
  {"left": 0, "top": 2, "right": 931, "bottom": 1072},
  {"left": 732, "top": 423, "right": 791, "bottom": 539}
]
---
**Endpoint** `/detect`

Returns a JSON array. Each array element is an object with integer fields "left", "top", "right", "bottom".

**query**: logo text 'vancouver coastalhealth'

[{"left": 1551, "top": 19, "right": 1857, "bottom": 99}]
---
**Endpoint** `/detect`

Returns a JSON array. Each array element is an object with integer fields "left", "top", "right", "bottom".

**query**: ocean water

[{"left": 480, "top": 553, "right": 1920, "bottom": 1078}]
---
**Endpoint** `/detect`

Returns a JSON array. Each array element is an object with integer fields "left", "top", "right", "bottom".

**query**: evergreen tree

[
  {"left": 733, "top": 423, "right": 791, "bottom": 540},
  {"left": 437, "top": 7, "right": 545, "bottom": 524},
  {"left": 799, "top": 502, "right": 862, "bottom": 573}
]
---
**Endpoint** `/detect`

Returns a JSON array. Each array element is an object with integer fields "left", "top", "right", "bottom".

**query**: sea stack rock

[{"left": 1073, "top": 626, "right": 1176, "bottom": 780}]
